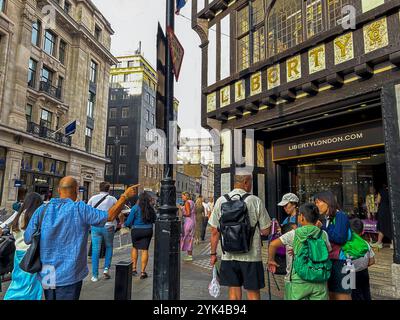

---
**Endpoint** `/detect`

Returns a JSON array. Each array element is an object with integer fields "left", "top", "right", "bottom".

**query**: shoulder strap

[
  {"left": 223, "top": 194, "right": 231, "bottom": 202},
  {"left": 37, "top": 204, "right": 49, "bottom": 232},
  {"left": 242, "top": 193, "right": 251, "bottom": 201},
  {"left": 94, "top": 194, "right": 109, "bottom": 208}
]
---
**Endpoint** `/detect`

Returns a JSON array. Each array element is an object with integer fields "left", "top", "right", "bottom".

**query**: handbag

[{"left": 19, "top": 204, "right": 49, "bottom": 274}]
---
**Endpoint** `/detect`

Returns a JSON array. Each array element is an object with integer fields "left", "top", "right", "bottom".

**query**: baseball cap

[{"left": 278, "top": 193, "right": 299, "bottom": 206}]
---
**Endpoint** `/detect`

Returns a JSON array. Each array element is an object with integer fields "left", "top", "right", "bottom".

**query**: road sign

[
  {"left": 14, "top": 180, "right": 23, "bottom": 188},
  {"left": 166, "top": 26, "right": 184, "bottom": 81}
]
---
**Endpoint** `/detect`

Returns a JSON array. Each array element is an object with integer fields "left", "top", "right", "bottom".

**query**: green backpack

[{"left": 293, "top": 229, "right": 332, "bottom": 283}]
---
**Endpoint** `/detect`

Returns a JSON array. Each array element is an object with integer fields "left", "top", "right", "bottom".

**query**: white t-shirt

[
  {"left": 209, "top": 189, "right": 272, "bottom": 262},
  {"left": 88, "top": 192, "right": 117, "bottom": 228},
  {"left": 352, "top": 244, "right": 376, "bottom": 272},
  {"left": 279, "top": 228, "right": 332, "bottom": 282},
  {"left": 202, "top": 202, "right": 210, "bottom": 217}
]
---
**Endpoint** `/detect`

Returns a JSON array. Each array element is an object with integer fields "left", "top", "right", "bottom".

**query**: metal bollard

[{"left": 114, "top": 261, "right": 132, "bottom": 300}]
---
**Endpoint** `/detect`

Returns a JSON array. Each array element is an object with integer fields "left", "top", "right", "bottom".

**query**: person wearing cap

[{"left": 278, "top": 193, "right": 300, "bottom": 226}]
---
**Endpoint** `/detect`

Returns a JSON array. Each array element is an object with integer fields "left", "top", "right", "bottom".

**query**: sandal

[
  {"left": 140, "top": 272, "right": 148, "bottom": 279},
  {"left": 132, "top": 270, "right": 138, "bottom": 276}
]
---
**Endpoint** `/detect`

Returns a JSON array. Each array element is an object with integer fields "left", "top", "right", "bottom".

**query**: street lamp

[
  {"left": 152, "top": 0, "right": 180, "bottom": 300},
  {"left": 112, "top": 135, "right": 120, "bottom": 196}
]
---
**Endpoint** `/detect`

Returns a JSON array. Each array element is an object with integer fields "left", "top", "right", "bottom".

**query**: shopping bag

[
  {"left": 119, "top": 227, "right": 130, "bottom": 235},
  {"left": 208, "top": 266, "right": 220, "bottom": 298}
]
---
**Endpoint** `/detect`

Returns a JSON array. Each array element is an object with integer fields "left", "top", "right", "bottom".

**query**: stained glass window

[
  {"left": 306, "top": 0, "right": 324, "bottom": 38},
  {"left": 268, "top": 0, "right": 303, "bottom": 56}
]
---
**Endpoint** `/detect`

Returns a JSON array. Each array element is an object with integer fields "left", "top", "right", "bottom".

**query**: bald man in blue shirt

[{"left": 24, "top": 176, "right": 138, "bottom": 300}]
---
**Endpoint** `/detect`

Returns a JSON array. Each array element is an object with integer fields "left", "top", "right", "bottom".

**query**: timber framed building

[{"left": 192, "top": 0, "right": 400, "bottom": 297}]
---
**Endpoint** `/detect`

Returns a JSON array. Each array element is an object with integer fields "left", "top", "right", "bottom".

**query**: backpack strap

[
  {"left": 242, "top": 193, "right": 251, "bottom": 201},
  {"left": 223, "top": 194, "right": 231, "bottom": 202}
]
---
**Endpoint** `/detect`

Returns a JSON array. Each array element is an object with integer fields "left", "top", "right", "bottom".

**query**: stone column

[
  {"left": 2, "top": 148, "right": 23, "bottom": 210},
  {"left": 6, "top": 4, "right": 37, "bottom": 129}
]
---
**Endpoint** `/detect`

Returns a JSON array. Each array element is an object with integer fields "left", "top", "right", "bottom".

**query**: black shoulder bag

[{"left": 19, "top": 205, "right": 49, "bottom": 274}]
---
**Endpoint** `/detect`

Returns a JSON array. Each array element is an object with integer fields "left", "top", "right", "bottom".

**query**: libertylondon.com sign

[
  {"left": 272, "top": 121, "right": 384, "bottom": 161},
  {"left": 288, "top": 133, "right": 364, "bottom": 151}
]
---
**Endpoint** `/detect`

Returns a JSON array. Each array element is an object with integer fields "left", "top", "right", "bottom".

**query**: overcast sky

[{"left": 92, "top": 0, "right": 206, "bottom": 137}]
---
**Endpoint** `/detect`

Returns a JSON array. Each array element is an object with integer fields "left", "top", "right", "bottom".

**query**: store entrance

[{"left": 284, "top": 151, "right": 387, "bottom": 218}]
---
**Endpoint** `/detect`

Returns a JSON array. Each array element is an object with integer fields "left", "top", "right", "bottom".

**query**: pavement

[{"left": 0, "top": 230, "right": 279, "bottom": 300}]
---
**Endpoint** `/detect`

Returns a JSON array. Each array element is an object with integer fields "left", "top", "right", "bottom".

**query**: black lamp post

[{"left": 152, "top": 0, "right": 180, "bottom": 300}]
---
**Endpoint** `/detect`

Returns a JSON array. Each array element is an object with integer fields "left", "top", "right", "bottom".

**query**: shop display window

[{"left": 289, "top": 152, "right": 386, "bottom": 218}]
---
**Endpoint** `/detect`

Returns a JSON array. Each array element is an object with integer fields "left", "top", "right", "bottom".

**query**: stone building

[{"left": 0, "top": 0, "right": 117, "bottom": 208}]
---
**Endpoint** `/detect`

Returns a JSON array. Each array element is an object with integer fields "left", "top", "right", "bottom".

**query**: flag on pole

[
  {"left": 176, "top": 0, "right": 187, "bottom": 14},
  {"left": 65, "top": 120, "right": 77, "bottom": 137}
]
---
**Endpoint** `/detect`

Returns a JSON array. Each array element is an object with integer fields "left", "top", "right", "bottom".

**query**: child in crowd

[
  {"left": 348, "top": 218, "right": 375, "bottom": 300},
  {"left": 278, "top": 222, "right": 298, "bottom": 299},
  {"left": 268, "top": 203, "right": 332, "bottom": 300}
]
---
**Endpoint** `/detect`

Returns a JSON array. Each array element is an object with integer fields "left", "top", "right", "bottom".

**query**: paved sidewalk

[{"left": 1, "top": 231, "right": 279, "bottom": 300}]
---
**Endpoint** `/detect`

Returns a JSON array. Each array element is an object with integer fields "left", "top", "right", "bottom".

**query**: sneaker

[
  {"left": 371, "top": 242, "right": 383, "bottom": 249},
  {"left": 390, "top": 243, "right": 394, "bottom": 250},
  {"left": 91, "top": 276, "right": 99, "bottom": 282},
  {"left": 183, "top": 255, "right": 193, "bottom": 261},
  {"left": 103, "top": 269, "right": 111, "bottom": 280}
]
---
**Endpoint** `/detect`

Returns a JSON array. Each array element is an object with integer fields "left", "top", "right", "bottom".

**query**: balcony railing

[
  {"left": 39, "top": 81, "right": 62, "bottom": 100},
  {"left": 27, "top": 122, "right": 72, "bottom": 146}
]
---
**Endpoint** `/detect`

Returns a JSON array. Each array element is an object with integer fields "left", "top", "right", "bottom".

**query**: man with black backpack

[{"left": 209, "top": 173, "right": 272, "bottom": 300}]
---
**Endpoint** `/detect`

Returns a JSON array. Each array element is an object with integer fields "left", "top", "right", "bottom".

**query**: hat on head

[{"left": 278, "top": 193, "right": 299, "bottom": 206}]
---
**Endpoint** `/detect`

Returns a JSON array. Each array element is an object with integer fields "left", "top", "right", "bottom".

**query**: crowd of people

[
  {"left": 0, "top": 171, "right": 393, "bottom": 301},
  {"left": 208, "top": 173, "right": 391, "bottom": 301},
  {"left": 0, "top": 176, "right": 216, "bottom": 300}
]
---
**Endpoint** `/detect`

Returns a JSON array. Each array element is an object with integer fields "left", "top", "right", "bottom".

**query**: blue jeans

[
  {"left": 44, "top": 281, "right": 83, "bottom": 300},
  {"left": 91, "top": 226, "right": 115, "bottom": 277}
]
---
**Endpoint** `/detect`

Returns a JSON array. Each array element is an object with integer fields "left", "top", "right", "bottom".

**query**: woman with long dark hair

[
  {"left": 314, "top": 191, "right": 351, "bottom": 300},
  {"left": 4, "top": 192, "right": 44, "bottom": 300},
  {"left": 371, "top": 184, "right": 393, "bottom": 249},
  {"left": 124, "top": 192, "right": 156, "bottom": 279}
]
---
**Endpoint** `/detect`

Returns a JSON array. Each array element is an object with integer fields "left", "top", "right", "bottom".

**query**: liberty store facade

[{"left": 192, "top": 0, "right": 400, "bottom": 297}]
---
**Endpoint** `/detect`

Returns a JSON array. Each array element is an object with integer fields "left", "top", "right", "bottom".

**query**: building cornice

[{"left": 36, "top": 0, "right": 118, "bottom": 65}]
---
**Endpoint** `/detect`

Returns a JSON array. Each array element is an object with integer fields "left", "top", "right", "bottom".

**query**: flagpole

[{"left": 52, "top": 119, "right": 78, "bottom": 136}]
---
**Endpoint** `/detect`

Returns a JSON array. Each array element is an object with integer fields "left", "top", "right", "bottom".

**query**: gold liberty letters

[
  {"left": 286, "top": 55, "right": 302, "bottom": 82},
  {"left": 267, "top": 65, "right": 280, "bottom": 90},
  {"left": 250, "top": 72, "right": 262, "bottom": 96},
  {"left": 207, "top": 92, "right": 216, "bottom": 112},
  {"left": 235, "top": 80, "right": 245, "bottom": 102},
  {"left": 309, "top": 44, "right": 326, "bottom": 74},
  {"left": 364, "top": 17, "right": 388, "bottom": 53},
  {"left": 220, "top": 86, "right": 231, "bottom": 107},
  {"left": 334, "top": 33, "right": 354, "bottom": 65}
]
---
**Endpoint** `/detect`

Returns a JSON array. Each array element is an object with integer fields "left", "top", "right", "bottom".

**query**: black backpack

[
  {"left": 0, "top": 231, "right": 15, "bottom": 275},
  {"left": 218, "top": 194, "right": 259, "bottom": 254}
]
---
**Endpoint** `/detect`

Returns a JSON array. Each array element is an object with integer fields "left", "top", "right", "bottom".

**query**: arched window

[{"left": 267, "top": 0, "right": 303, "bottom": 57}]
